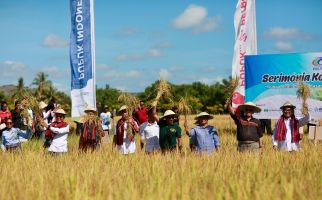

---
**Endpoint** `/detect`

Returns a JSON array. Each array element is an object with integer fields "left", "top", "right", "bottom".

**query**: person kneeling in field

[
  {"left": 140, "top": 107, "right": 160, "bottom": 153},
  {"left": 42, "top": 109, "right": 69, "bottom": 154},
  {"left": 1, "top": 118, "right": 30, "bottom": 152},
  {"left": 226, "top": 99, "right": 263, "bottom": 152},
  {"left": 159, "top": 110, "right": 182, "bottom": 153},
  {"left": 272, "top": 101, "right": 309, "bottom": 152},
  {"left": 79, "top": 106, "right": 105, "bottom": 152},
  {"left": 113, "top": 105, "right": 139, "bottom": 154},
  {"left": 188, "top": 112, "right": 220, "bottom": 154}
]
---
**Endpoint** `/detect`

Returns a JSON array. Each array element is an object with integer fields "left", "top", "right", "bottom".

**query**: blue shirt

[
  {"left": 1, "top": 128, "right": 29, "bottom": 148},
  {"left": 189, "top": 125, "right": 220, "bottom": 153}
]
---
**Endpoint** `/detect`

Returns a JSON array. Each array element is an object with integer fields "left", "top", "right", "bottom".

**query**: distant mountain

[{"left": 0, "top": 84, "right": 17, "bottom": 97}]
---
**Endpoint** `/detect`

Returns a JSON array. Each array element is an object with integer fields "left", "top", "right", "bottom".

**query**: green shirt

[{"left": 159, "top": 122, "right": 181, "bottom": 151}]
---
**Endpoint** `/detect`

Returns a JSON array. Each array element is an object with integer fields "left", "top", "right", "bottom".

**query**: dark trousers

[{"left": 260, "top": 119, "right": 272, "bottom": 135}]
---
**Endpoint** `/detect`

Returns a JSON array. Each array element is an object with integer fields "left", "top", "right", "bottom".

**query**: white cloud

[
  {"left": 154, "top": 41, "right": 172, "bottom": 49},
  {"left": 264, "top": 27, "right": 312, "bottom": 40},
  {"left": 115, "top": 27, "right": 138, "bottom": 37},
  {"left": 169, "top": 65, "right": 184, "bottom": 72},
  {"left": 41, "top": 66, "right": 69, "bottom": 78},
  {"left": 172, "top": 4, "right": 220, "bottom": 33},
  {"left": 104, "top": 70, "right": 142, "bottom": 78},
  {"left": 1, "top": 60, "right": 25, "bottom": 71},
  {"left": 147, "top": 48, "right": 161, "bottom": 57},
  {"left": 172, "top": 4, "right": 207, "bottom": 29},
  {"left": 43, "top": 33, "right": 68, "bottom": 48},
  {"left": 96, "top": 64, "right": 112, "bottom": 70},
  {"left": 159, "top": 69, "right": 170, "bottom": 80},
  {"left": 274, "top": 41, "right": 293, "bottom": 51},
  {"left": 115, "top": 54, "right": 144, "bottom": 61}
]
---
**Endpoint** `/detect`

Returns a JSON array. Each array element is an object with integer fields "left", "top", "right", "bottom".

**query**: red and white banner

[{"left": 232, "top": 0, "right": 257, "bottom": 108}]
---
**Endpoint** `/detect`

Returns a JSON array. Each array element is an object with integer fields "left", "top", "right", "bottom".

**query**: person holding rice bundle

[
  {"left": 272, "top": 101, "right": 309, "bottom": 152},
  {"left": 113, "top": 105, "right": 139, "bottom": 154},
  {"left": 226, "top": 98, "right": 263, "bottom": 152},
  {"left": 79, "top": 106, "right": 105, "bottom": 152},
  {"left": 188, "top": 112, "right": 220, "bottom": 154},
  {"left": 41, "top": 108, "right": 69, "bottom": 154}
]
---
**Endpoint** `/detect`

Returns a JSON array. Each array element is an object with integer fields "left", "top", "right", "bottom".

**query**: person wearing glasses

[
  {"left": 1, "top": 118, "right": 30, "bottom": 152},
  {"left": 226, "top": 98, "right": 263, "bottom": 152},
  {"left": 41, "top": 109, "right": 69, "bottom": 154},
  {"left": 272, "top": 102, "right": 309, "bottom": 151},
  {"left": 188, "top": 112, "right": 220, "bottom": 154},
  {"left": 158, "top": 110, "right": 182, "bottom": 153}
]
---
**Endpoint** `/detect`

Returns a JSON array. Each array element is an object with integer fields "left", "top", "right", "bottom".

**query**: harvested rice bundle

[
  {"left": 296, "top": 82, "right": 311, "bottom": 116},
  {"left": 224, "top": 76, "right": 240, "bottom": 108}
]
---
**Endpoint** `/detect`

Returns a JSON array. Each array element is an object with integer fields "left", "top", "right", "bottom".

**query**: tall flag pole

[
  {"left": 70, "top": 0, "right": 96, "bottom": 119},
  {"left": 232, "top": 0, "right": 257, "bottom": 109}
]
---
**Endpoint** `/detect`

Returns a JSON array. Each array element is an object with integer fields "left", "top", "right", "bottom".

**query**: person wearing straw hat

[
  {"left": 34, "top": 101, "right": 51, "bottom": 141},
  {"left": 41, "top": 109, "right": 69, "bottom": 154},
  {"left": 188, "top": 112, "right": 220, "bottom": 154},
  {"left": 272, "top": 101, "right": 310, "bottom": 151},
  {"left": 79, "top": 106, "right": 105, "bottom": 152},
  {"left": 159, "top": 110, "right": 182, "bottom": 152},
  {"left": 113, "top": 105, "right": 139, "bottom": 154},
  {"left": 226, "top": 99, "right": 263, "bottom": 152},
  {"left": 140, "top": 107, "right": 160, "bottom": 153}
]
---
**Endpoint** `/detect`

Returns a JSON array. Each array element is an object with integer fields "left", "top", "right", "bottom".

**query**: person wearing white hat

[
  {"left": 41, "top": 108, "right": 69, "bottom": 154},
  {"left": 113, "top": 105, "right": 139, "bottom": 154},
  {"left": 226, "top": 98, "right": 263, "bottom": 152},
  {"left": 272, "top": 101, "right": 310, "bottom": 151},
  {"left": 34, "top": 101, "right": 50, "bottom": 141},
  {"left": 159, "top": 110, "right": 182, "bottom": 152},
  {"left": 188, "top": 112, "right": 220, "bottom": 154},
  {"left": 79, "top": 106, "right": 105, "bottom": 152}
]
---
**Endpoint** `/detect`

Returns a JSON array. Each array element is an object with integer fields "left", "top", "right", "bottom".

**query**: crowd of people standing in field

[{"left": 0, "top": 96, "right": 311, "bottom": 155}]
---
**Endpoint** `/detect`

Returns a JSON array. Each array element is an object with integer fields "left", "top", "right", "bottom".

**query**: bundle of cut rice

[{"left": 296, "top": 82, "right": 311, "bottom": 116}]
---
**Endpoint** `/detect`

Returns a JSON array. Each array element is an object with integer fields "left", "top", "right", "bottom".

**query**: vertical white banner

[
  {"left": 70, "top": 0, "right": 96, "bottom": 118},
  {"left": 232, "top": 0, "right": 257, "bottom": 108}
]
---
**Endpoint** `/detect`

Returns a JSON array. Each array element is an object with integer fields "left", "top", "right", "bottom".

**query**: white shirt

[
  {"left": 140, "top": 121, "right": 160, "bottom": 152},
  {"left": 100, "top": 112, "right": 112, "bottom": 130},
  {"left": 114, "top": 122, "right": 136, "bottom": 154},
  {"left": 48, "top": 125, "right": 69, "bottom": 153},
  {"left": 272, "top": 115, "right": 309, "bottom": 151}
]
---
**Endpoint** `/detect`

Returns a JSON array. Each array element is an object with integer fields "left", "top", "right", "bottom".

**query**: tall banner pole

[
  {"left": 232, "top": 0, "right": 257, "bottom": 109},
  {"left": 70, "top": 0, "right": 96, "bottom": 119}
]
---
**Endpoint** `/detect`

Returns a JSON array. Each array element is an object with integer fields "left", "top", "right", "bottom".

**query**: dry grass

[{"left": 0, "top": 115, "right": 321, "bottom": 200}]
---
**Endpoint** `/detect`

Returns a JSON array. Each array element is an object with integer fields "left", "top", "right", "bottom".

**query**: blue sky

[{"left": 1, "top": 0, "right": 322, "bottom": 93}]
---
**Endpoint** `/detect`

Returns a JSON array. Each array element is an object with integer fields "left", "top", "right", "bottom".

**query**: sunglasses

[
  {"left": 167, "top": 117, "right": 175, "bottom": 120},
  {"left": 56, "top": 115, "right": 64, "bottom": 118},
  {"left": 6, "top": 122, "right": 13, "bottom": 125}
]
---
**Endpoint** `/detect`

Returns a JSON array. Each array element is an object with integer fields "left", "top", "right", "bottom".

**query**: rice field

[{"left": 0, "top": 115, "right": 321, "bottom": 200}]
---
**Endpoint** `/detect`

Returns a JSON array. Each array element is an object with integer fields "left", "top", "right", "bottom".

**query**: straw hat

[
  {"left": 194, "top": 112, "right": 213, "bottom": 120},
  {"left": 103, "top": 105, "right": 109, "bottom": 109},
  {"left": 55, "top": 108, "right": 66, "bottom": 115},
  {"left": 84, "top": 105, "right": 97, "bottom": 113},
  {"left": 161, "top": 110, "right": 177, "bottom": 119},
  {"left": 238, "top": 102, "right": 261, "bottom": 113},
  {"left": 118, "top": 105, "right": 128, "bottom": 113},
  {"left": 280, "top": 101, "right": 296, "bottom": 109},
  {"left": 39, "top": 101, "right": 47, "bottom": 110}
]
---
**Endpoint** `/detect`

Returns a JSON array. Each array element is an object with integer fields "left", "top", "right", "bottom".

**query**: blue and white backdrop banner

[{"left": 70, "top": 0, "right": 96, "bottom": 118}]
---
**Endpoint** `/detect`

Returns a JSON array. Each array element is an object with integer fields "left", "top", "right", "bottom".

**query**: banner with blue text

[
  {"left": 245, "top": 52, "right": 322, "bottom": 119},
  {"left": 70, "top": 0, "right": 96, "bottom": 118}
]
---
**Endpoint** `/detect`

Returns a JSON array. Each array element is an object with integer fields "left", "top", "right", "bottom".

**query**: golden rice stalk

[
  {"left": 226, "top": 76, "right": 240, "bottom": 98},
  {"left": 296, "top": 82, "right": 311, "bottom": 115},
  {"left": 154, "top": 79, "right": 171, "bottom": 103},
  {"left": 20, "top": 94, "right": 40, "bottom": 127},
  {"left": 178, "top": 96, "right": 192, "bottom": 132},
  {"left": 117, "top": 92, "right": 139, "bottom": 115}
]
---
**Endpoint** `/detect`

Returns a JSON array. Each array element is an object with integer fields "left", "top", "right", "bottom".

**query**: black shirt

[
  {"left": 230, "top": 113, "right": 262, "bottom": 142},
  {"left": 11, "top": 109, "right": 27, "bottom": 130}
]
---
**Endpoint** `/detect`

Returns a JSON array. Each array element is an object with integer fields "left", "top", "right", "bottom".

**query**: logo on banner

[{"left": 312, "top": 57, "right": 322, "bottom": 66}]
